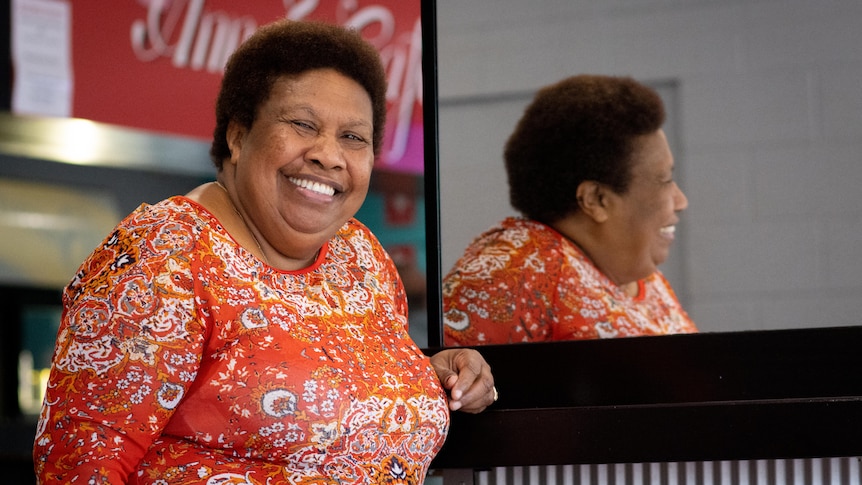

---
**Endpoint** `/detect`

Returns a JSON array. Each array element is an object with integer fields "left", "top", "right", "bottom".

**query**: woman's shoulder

[
  {"left": 643, "top": 271, "right": 682, "bottom": 300},
  {"left": 504, "top": 216, "right": 570, "bottom": 244},
  {"left": 446, "top": 217, "right": 567, "bottom": 281},
  {"left": 324, "top": 219, "right": 400, "bottom": 289},
  {"left": 65, "top": 196, "right": 211, "bottom": 302},
  {"left": 118, "top": 196, "right": 227, "bottom": 242},
  {"left": 490, "top": 217, "right": 575, "bottom": 264},
  {"left": 85, "top": 196, "right": 212, "bottom": 256},
  {"left": 129, "top": 196, "right": 212, "bottom": 224},
  {"left": 339, "top": 217, "right": 374, "bottom": 236},
  {"left": 464, "top": 216, "right": 557, "bottom": 249},
  {"left": 329, "top": 218, "right": 389, "bottom": 262}
]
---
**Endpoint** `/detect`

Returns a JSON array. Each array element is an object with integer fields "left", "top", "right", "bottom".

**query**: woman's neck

[
  {"left": 186, "top": 182, "right": 322, "bottom": 271},
  {"left": 549, "top": 215, "right": 640, "bottom": 294}
]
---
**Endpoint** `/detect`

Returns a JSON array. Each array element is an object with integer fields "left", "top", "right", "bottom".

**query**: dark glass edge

[{"left": 420, "top": 0, "right": 443, "bottom": 349}]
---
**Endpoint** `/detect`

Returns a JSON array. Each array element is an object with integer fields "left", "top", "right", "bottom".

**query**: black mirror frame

[
  {"left": 421, "top": 0, "right": 444, "bottom": 349},
  {"left": 429, "top": 327, "right": 862, "bottom": 468}
]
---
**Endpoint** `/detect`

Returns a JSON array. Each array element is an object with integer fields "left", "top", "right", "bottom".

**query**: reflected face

[
  {"left": 227, "top": 69, "right": 375, "bottom": 256},
  {"left": 603, "top": 129, "right": 688, "bottom": 281}
]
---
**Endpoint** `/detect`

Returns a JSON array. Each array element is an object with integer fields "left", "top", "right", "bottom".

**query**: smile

[
  {"left": 659, "top": 225, "right": 676, "bottom": 237},
  {"left": 289, "top": 177, "right": 336, "bottom": 197}
]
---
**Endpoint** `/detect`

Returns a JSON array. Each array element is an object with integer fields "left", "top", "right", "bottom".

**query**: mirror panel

[{"left": 433, "top": 0, "right": 862, "bottom": 337}]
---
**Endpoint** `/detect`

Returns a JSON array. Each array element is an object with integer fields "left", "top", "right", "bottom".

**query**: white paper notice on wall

[{"left": 11, "top": 0, "right": 73, "bottom": 118}]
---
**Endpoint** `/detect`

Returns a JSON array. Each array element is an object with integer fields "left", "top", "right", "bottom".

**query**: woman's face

[
  {"left": 602, "top": 129, "right": 689, "bottom": 283},
  {"left": 226, "top": 68, "right": 375, "bottom": 260}
]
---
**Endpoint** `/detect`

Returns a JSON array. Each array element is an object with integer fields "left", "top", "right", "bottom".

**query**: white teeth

[
  {"left": 289, "top": 177, "right": 335, "bottom": 196},
  {"left": 660, "top": 225, "right": 676, "bottom": 235}
]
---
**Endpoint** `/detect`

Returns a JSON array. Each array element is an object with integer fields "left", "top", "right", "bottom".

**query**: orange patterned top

[
  {"left": 34, "top": 197, "right": 449, "bottom": 485},
  {"left": 443, "top": 217, "right": 697, "bottom": 346}
]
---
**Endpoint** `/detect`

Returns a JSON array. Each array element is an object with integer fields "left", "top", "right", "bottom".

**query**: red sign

[{"left": 69, "top": 0, "right": 424, "bottom": 173}]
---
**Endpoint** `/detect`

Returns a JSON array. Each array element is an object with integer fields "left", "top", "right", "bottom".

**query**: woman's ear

[
  {"left": 576, "top": 181, "right": 610, "bottom": 223},
  {"left": 225, "top": 120, "right": 246, "bottom": 166}
]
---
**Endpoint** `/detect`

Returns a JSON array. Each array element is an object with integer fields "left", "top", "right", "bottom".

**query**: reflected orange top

[{"left": 443, "top": 217, "right": 697, "bottom": 346}]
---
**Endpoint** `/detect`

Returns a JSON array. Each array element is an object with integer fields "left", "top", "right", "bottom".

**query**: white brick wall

[{"left": 436, "top": 0, "right": 862, "bottom": 333}]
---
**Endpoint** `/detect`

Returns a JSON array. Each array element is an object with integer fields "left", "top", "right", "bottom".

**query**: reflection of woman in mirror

[{"left": 443, "top": 75, "right": 697, "bottom": 346}]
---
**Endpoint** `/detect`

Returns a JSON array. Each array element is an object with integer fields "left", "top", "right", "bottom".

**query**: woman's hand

[{"left": 430, "top": 348, "right": 496, "bottom": 413}]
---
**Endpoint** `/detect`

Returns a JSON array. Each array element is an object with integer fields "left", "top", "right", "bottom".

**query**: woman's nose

[
  {"left": 305, "top": 135, "right": 345, "bottom": 170},
  {"left": 674, "top": 182, "right": 689, "bottom": 211}
]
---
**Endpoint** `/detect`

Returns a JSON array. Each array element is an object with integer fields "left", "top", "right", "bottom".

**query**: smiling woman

[
  {"left": 31, "top": 19, "right": 496, "bottom": 485},
  {"left": 441, "top": 75, "right": 697, "bottom": 346}
]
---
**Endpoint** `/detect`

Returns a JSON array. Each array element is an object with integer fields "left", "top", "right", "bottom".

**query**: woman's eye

[
  {"left": 343, "top": 133, "right": 366, "bottom": 142},
  {"left": 291, "top": 120, "right": 314, "bottom": 131}
]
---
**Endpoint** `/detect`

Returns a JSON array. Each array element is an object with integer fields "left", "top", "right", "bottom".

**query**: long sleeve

[
  {"left": 34, "top": 206, "right": 206, "bottom": 484},
  {"left": 35, "top": 201, "right": 449, "bottom": 484}
]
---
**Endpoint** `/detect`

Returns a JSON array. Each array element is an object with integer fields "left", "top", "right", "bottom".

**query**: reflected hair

[
  {"left": 210, "top": 19, "right": 388, "bottom": 168},
  {"left": 504, "top": 74, "right": 665, "bottom": 224}
]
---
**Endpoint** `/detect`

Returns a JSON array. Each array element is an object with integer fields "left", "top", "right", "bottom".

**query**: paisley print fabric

[
  {"left": 443, "top": 217, "right": 697, "bottom": 345},
  {"left": 34, "top": 197, "right": 449, "bottom": 484}
]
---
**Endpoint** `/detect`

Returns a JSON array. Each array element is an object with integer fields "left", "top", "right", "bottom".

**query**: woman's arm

[{"left": 34, "top": 211, "right": 206, "bottom": 483}]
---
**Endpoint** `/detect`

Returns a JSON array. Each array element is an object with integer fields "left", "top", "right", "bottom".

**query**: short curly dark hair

[
  {"left": 504, "top": 75, "right": 665, "bottom": 224},
  {"left": 209, "top": 19, "right": 388, "bottom": 168}
]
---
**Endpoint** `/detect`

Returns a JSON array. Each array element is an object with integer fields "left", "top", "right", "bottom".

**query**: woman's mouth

[
  {"left": 659, "top": 225, "right": 676, "bottom": 239},
  {"left": 289, "top": 176, "right": 336, "bottom": 197}
]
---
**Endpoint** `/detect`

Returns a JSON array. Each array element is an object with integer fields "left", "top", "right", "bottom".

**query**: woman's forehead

[{"left": 629, "top": 130, "right": 673, "bottom": 175}]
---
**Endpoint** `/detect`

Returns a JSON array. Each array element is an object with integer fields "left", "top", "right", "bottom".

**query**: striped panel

[{"left": 469, "top": 458, "right": 862, "bottom": 485}]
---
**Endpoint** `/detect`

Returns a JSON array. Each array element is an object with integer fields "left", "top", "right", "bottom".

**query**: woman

[
  {"left": 34, "top": 20, "right": 495, "bottom": 484},
  {"left": 443, "top": 75, "right": 697, "bottom": 346}
]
